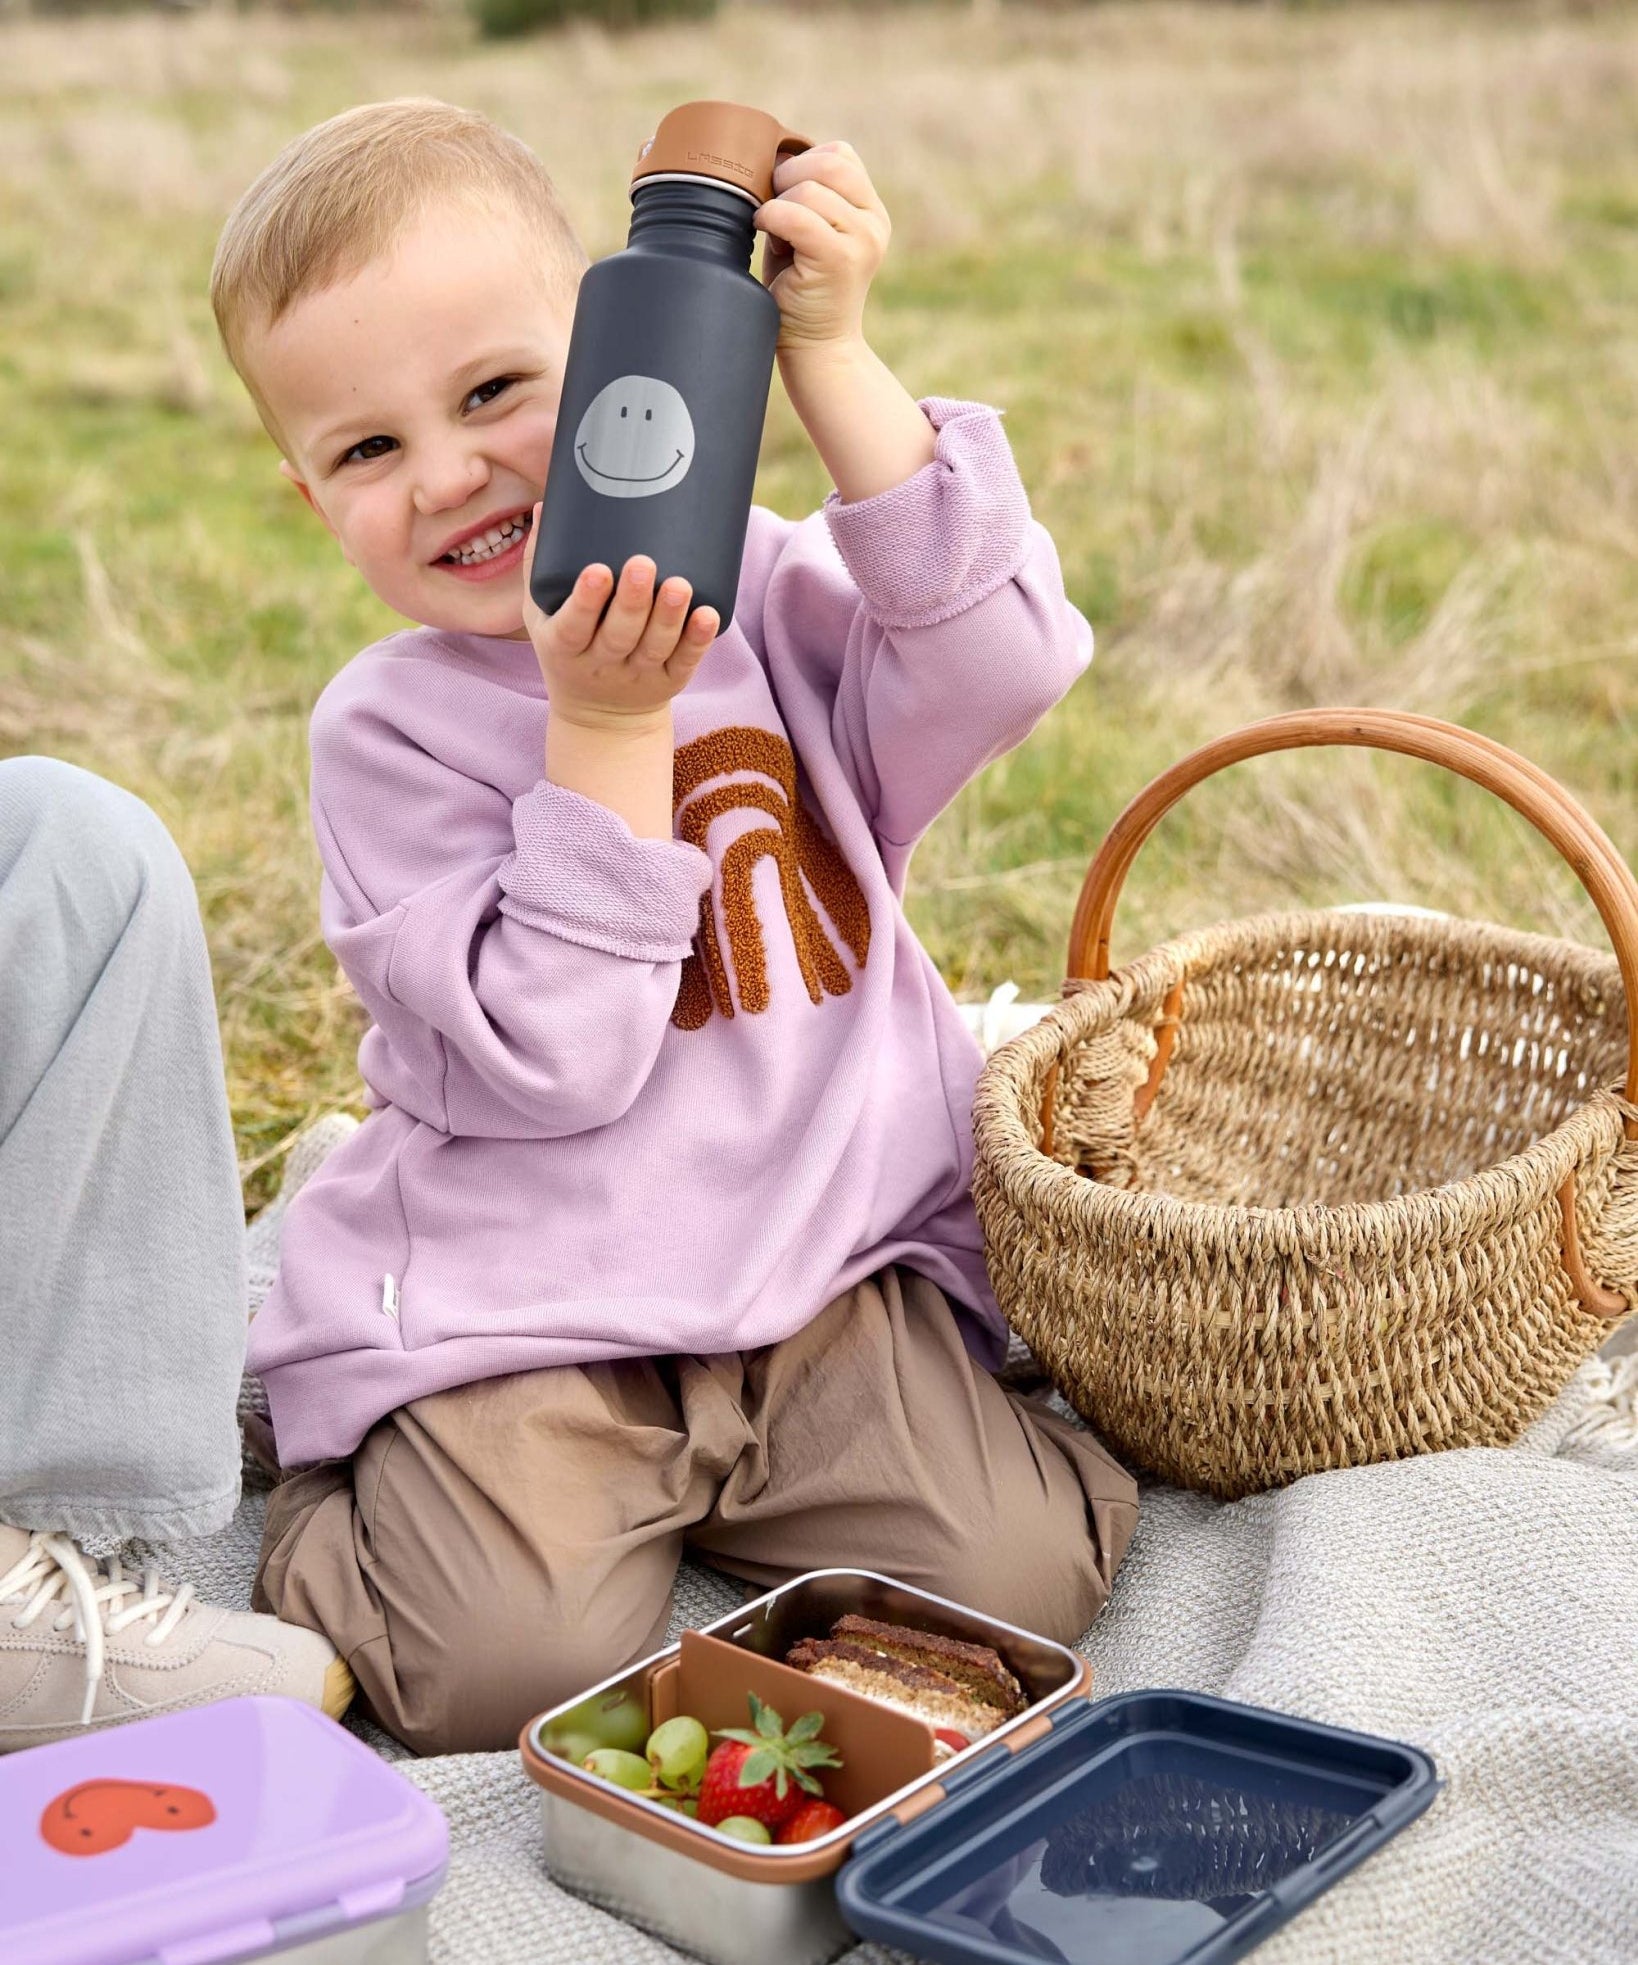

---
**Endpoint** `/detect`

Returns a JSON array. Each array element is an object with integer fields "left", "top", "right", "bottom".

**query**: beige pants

[{"left": 254, "top": 1268, "right": 1138, "bottom": 1755}]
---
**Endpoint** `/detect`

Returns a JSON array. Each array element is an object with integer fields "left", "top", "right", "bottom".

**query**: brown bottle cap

[{"left": 632, "top": 100, "right": 809, "bottom": 207}]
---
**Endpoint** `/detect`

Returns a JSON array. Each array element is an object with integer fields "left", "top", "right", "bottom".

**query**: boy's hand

[
  {"left": 754, "top": 141, "right": 890, "bottom": 355},
  {"left": 522, "top": 510, "right": 718, "bottom": 730}
]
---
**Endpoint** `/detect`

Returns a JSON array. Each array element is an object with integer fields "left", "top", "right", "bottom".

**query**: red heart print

[{"left": 40, "top": 1779, "right": 217, "bottom": 1856}]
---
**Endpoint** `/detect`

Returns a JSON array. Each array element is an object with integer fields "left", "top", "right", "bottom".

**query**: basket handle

[{"left": 1045, "top": 709, "right": 1638, "bottom": 1315}]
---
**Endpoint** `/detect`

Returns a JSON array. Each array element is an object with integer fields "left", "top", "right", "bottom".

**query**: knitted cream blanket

[{"left": 134, "top": 1110, "right": 1638, "bottom": 1965}]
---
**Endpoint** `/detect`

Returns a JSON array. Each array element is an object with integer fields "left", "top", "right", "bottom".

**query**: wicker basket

[{"left": 972, "top": 709, "right": 1638, "bottom": 1499}]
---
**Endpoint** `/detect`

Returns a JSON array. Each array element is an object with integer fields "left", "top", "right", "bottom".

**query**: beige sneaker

[{"left": 0, "top": 1523, "right": 355, "bottom": 1753}]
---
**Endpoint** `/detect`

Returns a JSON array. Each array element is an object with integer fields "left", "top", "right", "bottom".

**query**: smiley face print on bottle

[{"left": 573, "top": 375, "right": 696, "bottom": 499}]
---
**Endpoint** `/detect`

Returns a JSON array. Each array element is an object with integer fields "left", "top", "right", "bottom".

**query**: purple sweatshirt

[{"left": 248, "top": 399, "right": 1092, "bottom": 1466}]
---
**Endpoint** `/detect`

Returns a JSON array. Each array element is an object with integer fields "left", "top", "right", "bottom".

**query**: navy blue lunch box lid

[{"left": 836, "top": 1689, "right": 1441, "bottom": 1965}]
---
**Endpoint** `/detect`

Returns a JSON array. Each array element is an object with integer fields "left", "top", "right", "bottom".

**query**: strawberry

[
  {"left": 694, "top": 1694, "right": 842, "bottom": 1831},
  {"left": 776, "top": 1799, "right": 848, "bottom": 1844},
  {"left": 698, "top": 1741, "right": 785, "bottom": 1830}
]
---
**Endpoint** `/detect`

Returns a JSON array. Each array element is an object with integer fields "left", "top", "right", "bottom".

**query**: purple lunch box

[{"left": 2, "top": 1695, "right": 448, "bottom": 1965}]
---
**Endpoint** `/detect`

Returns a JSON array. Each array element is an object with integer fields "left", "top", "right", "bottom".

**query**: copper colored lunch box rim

[{"left": 519, "top": 1567, "right": 1092, "bottom": 1887}]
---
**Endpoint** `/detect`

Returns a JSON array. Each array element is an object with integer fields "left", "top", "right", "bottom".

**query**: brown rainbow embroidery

[{"left": 671, "top": 727, "right": 871, "bottom": 1031}]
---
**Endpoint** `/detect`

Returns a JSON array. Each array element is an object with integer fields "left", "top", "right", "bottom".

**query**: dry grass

[{"left": 4, "top": 1, "right": 1638, "bottom": 1205}]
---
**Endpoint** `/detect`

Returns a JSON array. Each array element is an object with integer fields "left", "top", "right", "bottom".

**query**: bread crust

[{"left": 828, "top": 1614, "right": 1025, "bottom": 1715}]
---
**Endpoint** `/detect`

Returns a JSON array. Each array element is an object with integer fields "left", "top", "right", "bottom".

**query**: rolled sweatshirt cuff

[
  {"left": 821, "top": 397, "right": 1035, "bottom": 631},
  {"left": 498, "top": 779, "right": 711, "bottom": 962}
]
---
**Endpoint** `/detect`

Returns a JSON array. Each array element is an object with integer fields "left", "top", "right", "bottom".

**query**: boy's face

[{"left": 250, "top": 200, "right": 576, "bottom": 639}]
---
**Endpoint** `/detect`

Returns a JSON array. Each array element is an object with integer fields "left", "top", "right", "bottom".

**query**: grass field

[{"left": 4, "top": 1, "right": 1638, "bottom": 1206}]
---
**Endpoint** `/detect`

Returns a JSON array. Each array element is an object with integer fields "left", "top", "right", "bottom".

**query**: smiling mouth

[
  {"left": 436, "top": 509, "right": 533, "bottom": 567},
  {"left": 576, "top": 445, "right": 685, "bottom": 484}
]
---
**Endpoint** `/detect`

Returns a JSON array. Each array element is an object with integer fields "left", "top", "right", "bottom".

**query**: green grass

[{"left": 4, "top": 1, "right": 1638, "bottom": 1208}]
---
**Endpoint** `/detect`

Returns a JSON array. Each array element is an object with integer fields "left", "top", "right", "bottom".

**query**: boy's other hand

[
  {"left": 522, "top": 512, "right": 718, "bottom": 731},
  {"left": 755, "top": 141, "right": 890, "bottom": 355}
]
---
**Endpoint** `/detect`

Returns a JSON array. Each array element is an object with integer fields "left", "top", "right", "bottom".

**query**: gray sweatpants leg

[{"left": 0, "top": 757, "right": 245, "bottom": 1547}]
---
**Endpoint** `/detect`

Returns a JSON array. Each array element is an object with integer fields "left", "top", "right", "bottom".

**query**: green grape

[
  {"left": 645, "top": 1715, "right": 710, "bottom": 1793},
  {"left": 591, "top": 1693, "right": 651, "bottom": 1754},
  {"left": 713, "top": 1815, "right": 772, "bottom": 1844},
  {"left": 581, "top": 1749, "right": 653, "bottom": 1791}
]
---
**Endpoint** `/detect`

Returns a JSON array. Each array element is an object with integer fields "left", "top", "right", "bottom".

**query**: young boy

[{"left": 213, "top": 97, "right": 1137, "bottom": 1756}]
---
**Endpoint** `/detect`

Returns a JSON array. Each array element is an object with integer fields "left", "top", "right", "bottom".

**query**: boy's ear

[{"left": 279, "top": 459, "right": 346, "bottom": 553}]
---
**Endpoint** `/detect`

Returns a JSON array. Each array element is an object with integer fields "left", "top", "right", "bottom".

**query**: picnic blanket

[{"left": 132, "top": 1109, "right": 1638, "bottom": 1965}]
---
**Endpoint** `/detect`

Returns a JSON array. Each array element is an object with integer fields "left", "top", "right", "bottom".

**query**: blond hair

[{"left": 211, "top": 98, "right": 587, "bottom": 448}]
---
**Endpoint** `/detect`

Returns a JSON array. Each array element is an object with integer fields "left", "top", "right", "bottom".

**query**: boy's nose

[{"left": 413, "top": 451, "right": 490, "bottom": 517}]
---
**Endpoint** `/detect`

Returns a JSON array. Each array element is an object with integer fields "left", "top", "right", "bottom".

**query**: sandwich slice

[{"left": 784, "top": 1614, "right": 1026, "bottom": 1751}]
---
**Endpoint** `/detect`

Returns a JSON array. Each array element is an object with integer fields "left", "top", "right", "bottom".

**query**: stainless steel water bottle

[{"left": 529, "top": 101, "right": 808, "bottom": 635}]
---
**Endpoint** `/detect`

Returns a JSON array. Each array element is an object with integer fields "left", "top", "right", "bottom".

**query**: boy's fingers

[
  {"left": 550, "top": 563, "right": 614, "bottom": 653},
  {"left": 665, "top": 623, "right": 716, "bottom": 689},
  {"left": 668, "top": 605, "right": 719, "bottom": 678},
  {"left": 631, "top": 576, "right": 695, "bottom": 666},
  {"left": 520, "top": 505, "right": 549, "bottom": 625},
  {"left": 597, "top": 556, "right": 658, "bottom": 658},
  {"left": 648, "top": 589, "right": 710, "bottom": 668}
]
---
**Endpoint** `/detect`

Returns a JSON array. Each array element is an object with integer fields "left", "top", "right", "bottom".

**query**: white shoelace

[{"left": 0, "top": 1532, "right": 196, "bottom": 1725}]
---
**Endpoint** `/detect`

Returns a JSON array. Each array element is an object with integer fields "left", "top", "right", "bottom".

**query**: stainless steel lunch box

[{"left": 520, "top": 1568, "right": 1090, "bottom": 1965}]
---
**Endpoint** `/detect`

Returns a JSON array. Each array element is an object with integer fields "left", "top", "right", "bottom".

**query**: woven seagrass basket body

[{"left": 972, "top": 713, "right": 1638, "bottom": 1499}]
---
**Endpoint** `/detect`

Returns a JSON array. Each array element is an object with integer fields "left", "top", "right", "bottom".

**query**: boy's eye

[
  {"left": 465, "top": 376, "right": 515, "bottom": 412},
  {"left": 339, "top": 435, "right": 396, "bottom": 468}
]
